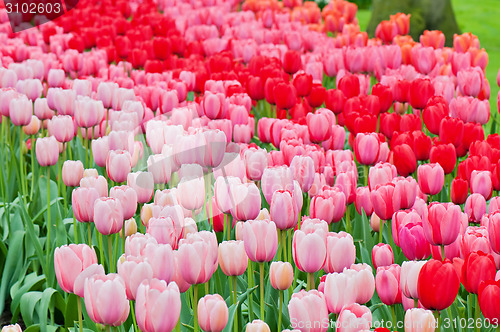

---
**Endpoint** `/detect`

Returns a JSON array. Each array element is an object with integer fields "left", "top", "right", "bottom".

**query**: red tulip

[
  {"left": 429, "top": 143, "right": 456, "bottom": 174},
  {"left": 282, "top": 50, "right": 302, "bottom": 75},
  {"left": 392, "top": 144, "right": 417, "bottom": 177},
  {"left": 409, "top": 78, "right": 435, "bottom": 110},
  {"left": 461, "top": 251, "right": 496, "bottom": 294},
  {"left": 338, "top": 74, "right": 360, "bottom": 99},
  {"left": 478, "top": 279, "right": 500, "bottom": 323},
  {"left": 273, "top": 82, "right": 297, "bottom": 110},
  {"left": 417, "top": 259, "right": 460, "bottom": 311},
  {"left": 422, "top": 97, "right": 448, "bottom": 135},
  {"left": 450, "top": 178, "right": 468, "bottom": 205}
]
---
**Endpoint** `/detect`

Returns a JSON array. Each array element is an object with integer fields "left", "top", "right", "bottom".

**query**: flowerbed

[{"left": 0, "top": 0, "right": 499, "bottom": 331}]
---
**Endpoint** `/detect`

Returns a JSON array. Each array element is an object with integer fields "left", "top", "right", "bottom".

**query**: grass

[{"left": 356, "top": 0, "right": 500, "bottom": 129}]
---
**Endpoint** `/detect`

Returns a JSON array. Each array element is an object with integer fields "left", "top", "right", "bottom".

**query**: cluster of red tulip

[{"left": 1, "top": 0, "right": 500, "bottom": 331}]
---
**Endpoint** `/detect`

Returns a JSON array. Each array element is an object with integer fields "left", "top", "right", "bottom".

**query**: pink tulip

[
  {"left": 346, "top": 264, "right": 376, "bottom": 304},
  {"left": 34, "top": 97, "right": 54, "bottom": 120},
  {"left": 335, "top": 171, "right": 357, "bottom": 204},
  {"left": 423, "top": 202, "right": 462, "bottom": 246},
  {"left": 54, "top": 244, "right": 97, "bottom": 294},
  {"left": 97, "top": 82, "right": 118, "bottom": 108},
  {"left": 242, "top": 219, "right": 278, "bottom": 263},
  {"left": 376, "top": 264, "right": 402, "bottom": 305},
  {"left": 288, "top": 290, "right": 329, "bottom": 332},
  {"left": 198, "top": 294, "right": 229, "bottom": 332},
  {"left": 75, "top": 96, "right": 105, "bottom": 128},
  {"left": 372, "top": 243, "right": 394, "bottom": 270},
  {"left": 261, "top": 166, "right": 294, "bottom": 204},
  {"left": 270, "top": 261, "right": 294, "bottom": 290},
  {"left": 135, "top": 279, "right": 181, "bottom": 332},
  {"left": 177, "top": 164, "right": 205, "bottom": 212},
  {"left": 489, "top": 212, "right": 500, "bottom": 255},
  {"left": 203, "top": 129, "right": 227, "bottom": 168},
  {"left": 293, "top": 229, "right": 327, "bottom": 273},
  {"left": 400, "top": 260, "right": 426, "bottom": 300},
  {"left": 246, "top": 320, "right": 271, "bottom": 332},
  {"left": 307, "top": 108, "right": 334, "bottom": 143},
  {"left": 393, "top": 176, "right": 418, "bottom": 210},
  {"left": 9, "top": 95, "right": 32, "bottom": 126},
  {"left": 117, "top": 255, "right": 153, "bottom": 300},
  {"left": 147, "top": 153, "right": 173, "bottom": 185},
  {"left": 417, "top": 163, "right": 445, "bottom": 196},
  {"left": 36, "top": 136, "right": 59, "bottom": 167},
  {"left": 465, "top": 193, "right": 487, "bottom": 223},
  {"left": 22, "top": 115, "right": 41, "bottom": 136},
  {"left": 370, "top": 183, "right": 400, "bottom": 220},
  {"left": 142, "top": 242, "right": 175, "bottom": 283},
  {"left": 355, "top": 186, "right": 373, "bottom": 216},
  {"left": 218, "top": 240, "right": 248, "bottom": 276},
  {"left": 368, "top": 162, "right": 397, "bottom": 189},
  {"left": 177, "top": 231, "right": 218, "bottom": 284},
  {"left": 1, "top": 324, "right": 22, "bottom": 332},
  {"left": 84, "top": 274, "right": 130, "bottom": 326},
  {"left": 270, "top": 190, "right": 298, "bottom": 230},
  {"left": 290, "top": 155, "right": 315, "bottom": 192},
  {"left": 324, "top": 232, "right": 356, "bottom": 273},
  {"left": 470, "top": 170, "right": 493, "bottom": 200},
  {"left": 109, "top": 185, "right": 138, "bottom": 220},
  {"left": 405, "top": 308, "right": 436, "bottom": 332},
  {"left": 106, "top": 150, "right": 132, "bottom": 183},
  {"left": 324, "top": 272, "right": 356, "bottom": 314},
  {"left": 68, "top": 263, "right": 102, "bottom": 298},
  {"left": 146, "top": 217, "right": 179, "bottom": 249},
  {"left": 93, "top": 197, "right": 124, "bottom": 235},
  {"left": 80, "top": 175, "right": 108, "bottom": 197},
  {"left": 72, "top": 187, "right": 100, "bottom": 223},
  {"left": 127, "top": 172, "right": 154, "bottom": 204},
  {"left": 48, "top": 115, "right": 75, "bottom": 143},
  {"left": 354, "top": 133, "right": 380, "bottom": 165},
  {"left": 91, "top": 137, "right": 109, "bottom": 168},
  {"left": 336, "top": 303, "right": 372, "bottom": 332},
  {"left": 243, "top": 146, "right": 267, "bottom": 181},
  {"left": 461, "top": 226, "right": 491, "bottom": 258},
  {"left": 62, "top": 160, "right": 84, "bottom": 187},
  {"left": 230, "top": 182, "right": 261, "bottom": 221},
  {"left": 47, "top": 69, "right": 65, "bottom": 87},
  {"left": 399, "top": 222, "right": 431, "bottom": 260}
]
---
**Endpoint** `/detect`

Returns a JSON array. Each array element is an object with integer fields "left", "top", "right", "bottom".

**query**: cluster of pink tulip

[{"left": 1, "top": 0, "right": 500, "bottom": 331}]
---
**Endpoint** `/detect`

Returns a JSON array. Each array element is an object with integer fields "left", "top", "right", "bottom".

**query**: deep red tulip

[
  {"left": 413, "top": 131, "right": 432, "bottom": 161},
  {"left": 422, "top": 97, "right": 448, "bottom": 135},
  {"left": 273, "top": 82, "right": 297, "bottom": 110},
  {"left": 392, "top": 144, "right": 417, "bottom": 177},
  {"left": 417, "top": 259, "right": 460, "bottom": 311},
  {"left": 379, "top": 113, "right": 401, "bottom": 139},
  {"left": 409, "top": 78, "right": 435, "bottom": 110},
  {"left": 371, "top": 83, "right": 393, "bottom": 113},
  {"left": 461, "top": 251, "right": 496, "bottom": 294},
  {"left": 450, "top": 178, "right": 468, "bottom": 205},
  {"left": 478, "top": 280, "right": 500, "bottom": 323},
  {"left": 429, "top": 143, "right": 457, "bottom": 174},
  {"left": 338, "top": 75, "right": 360, "bottom": 99},
  {"left": 439, "top": 117, "right": 465, "bottom": 148},
  {"left": 324, "top": 89, "right": 346, "bottom": 115},
  {"left": 283, "top": 50, "right": 302, "bottom": 75},
  {"left": 293, "top": 73, "right": 313, "bottom": 97},
  {"left": 307, "top": 83, "right": 327, "bottom": 108}
]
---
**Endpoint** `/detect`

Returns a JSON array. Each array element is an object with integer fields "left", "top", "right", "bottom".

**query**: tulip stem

[
  {"left": 73, "top": 214, "right": 79, "bottom": 244},
  {"left": 390, "top": 305, "right": 397, "bottom": 330},
  {"left": 441, "top": 245, "right": 446, "bottom": 261},
  {"left": 434, "top": 311, "right": 441, "bottom": 332},
  {"left": 108, "top": 235, "right": 114, "bottom": 273},
  {"left": 30, "top": 135, "right": 35, "bottom": 201},
  {"left": 345, "top": 207, "right": 351, "bottom": 234},
  {"left": 474, "top": 294, "right": 480, "bottom": 332},
  {"left": 307, "top": 272, "right": 315, "bottom": 291},
  {"left": 287, "top": 229, "right": 292, "bottom": 266},
  {"left": 98, "top": 232, "right": 105, "bottom": 272},
  {"left": 18, "top": 127, "right": 27, "bottom": 202},
  {"left": 277, "top": 229, "right": 282, "bottom": 261},
  {"left": 87, "top": 223, "right": 92, "bottom": 246},
  {"left": 278, "top": 290, "right": 283, "bottom": 331},
  {"left": 46, "top": 166, "right": 51, "bottom": 274},
  {"left": 130, "top": 300, "right": 138, "bottom": 332},
  {"left": 226, "top": 214, "right": 232, "bottom": 241},
  {"left": 379, "top": 220, "right": 384, "bottom": 243},
  {"left": 259, "top": 262, "right": 265, "bottom": 320},
  {"left": 414, "top": 298, "right": 418, "bottom": 308},
  {"left": 77, "top": 296, "right": 83, "bottom": 332},
  {"left": 193, "top": 285, "right": 199, "bottom": 332},
  {"left": 364, "top": 165, "right": 368, "bottom": 187},
  {"left": 175, "top": 320, "right": 181, "bottom": 332},
  {"left": 232, "top": 276, "right": 238, "bottom": 332},
  {"left": 247, "top": 260, "right": 254, "bottom": 321}
]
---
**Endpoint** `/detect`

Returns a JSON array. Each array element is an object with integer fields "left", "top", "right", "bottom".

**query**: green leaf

[
  {"left": 0, "top": 230, "right": 25, "bottom": 315},
  {"left": 20, "top": 291, "right": 43, "bottom": 326},
  {"left": 10, "top": 273, "right": 46, "bottom": 321},
  {"left": 39, "top": 288, "right": 65, "bottom": 332}
]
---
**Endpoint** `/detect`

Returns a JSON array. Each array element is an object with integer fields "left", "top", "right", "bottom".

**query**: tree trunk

[{"left": 366, "top": 0, "right": 461, "bottom": 46}]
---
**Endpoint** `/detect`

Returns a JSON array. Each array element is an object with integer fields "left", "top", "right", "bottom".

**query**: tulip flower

[
  {"left": 198, "top": 294, "right": 229, "bottom": 332},
  {"left": 478, "top": 279, "right": 500, "bottom": 323},
  {"left": 106, "top": 150, "right": 132, "bottom": 183},
  {"left": 135, "top": 279, "right": 181, "bottom": 332},
  {"left": 84, "top": 274, "right": 130, "bottom": 326},
  {"left": 354, "top": 133, "right": 380, "bottom": 166},
  {"left": 376, "top": 264, "right": 402, "bottom": 306},
  {"left": 335, "top": 303, "right": 372, "bottom": 332},
  {"left": 218, "top": 240, "right": 248, "bottom": 276},
  {"left": 270, "top": 190, "right": 298, "bottom": 230},
  {"left": 417, "top": 259, "right": 460, "bottom": 311},
  {"left": 398, "top": 222, "right": 431, "bottom": 261},
  {"left": 288, "top": 290, "right": 329, "bottom": 332},
  {"left": 461, "top": 251, "right": 496, "bottom": 294},
  {"left": 464, "top": 193, "right": 487, "bottom": 223},
  {"left": 245, "top": 320, "right": 271, "bottom": 332},
  {"left": 372, "top": 243, "right": 394, "bottom": 270},
  {"left": 404, "top": 308, "right": 436, "bottom": 332},
  {"left": 324, "top": 232, "right": 356, "bottom": 273},
  {"left": 36, "top": 136, "right": 59, "bottom": 167},
  {"left": 109, "top": 185, "right": 138, "bottom": 220},
  {"left": 62, "top": 160, "right": 84, "bottom": 187},
  {"left": 423, "top": 202, "right": 462, "bottom": 246},
  {"left": 324, "top": 272, "right": 357, "bottom": 314},
  {"left": 116, "top": 255, "right": 153, "bottom": 300},
  {"left": 371, "top": 183, "right": 400, "bottom": 221},
  {"left": 400, "top": 260, "right": 426, "bottom": 300},
  {"left": 417, "top": 163, "right": 444, "bottom": 196},
  {"left": 54, "top": 244, "right": 98, "bottom": 294},
  {"left": 93, "top": 197, "right": 124, "bottom": 236}
]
